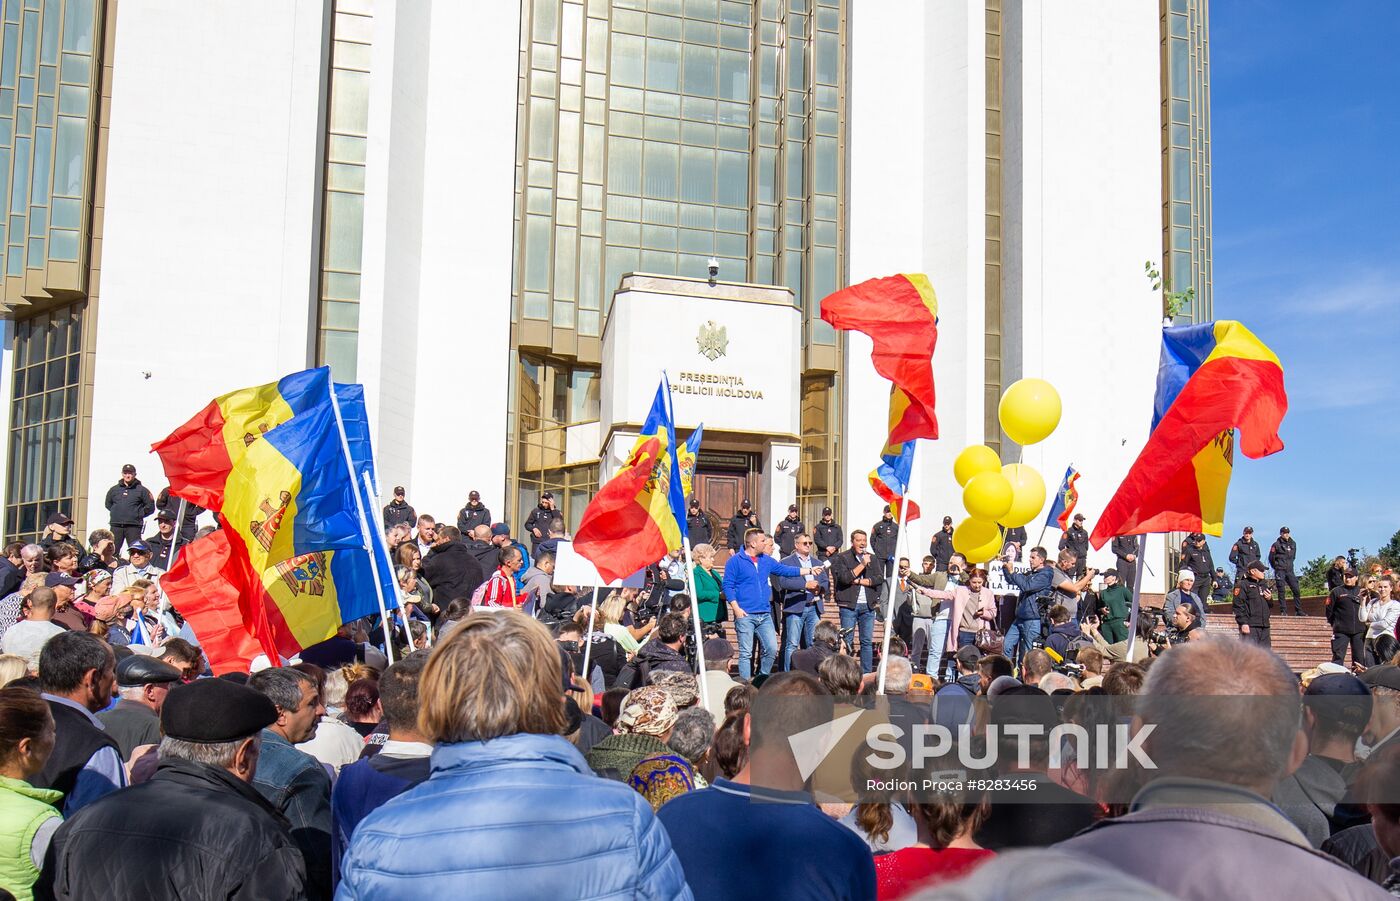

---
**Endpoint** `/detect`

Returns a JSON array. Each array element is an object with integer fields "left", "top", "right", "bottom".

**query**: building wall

[
  {"left": 84, "top": 0, "right": 328, "bottom": 532},
  {"left": 1003, "top": 0, "right": 1168, "bottom": 588}
]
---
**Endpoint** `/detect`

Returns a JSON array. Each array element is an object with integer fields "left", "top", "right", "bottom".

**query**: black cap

[
  {"left": 161, "top": 679, "right": 278, "bottom": 743},
  {"left": 1246, "top": 559, "right": 1268, "bottom": 573},
  {"left": 1101, "top": 568, "right": 1119, "bottom": 579},
  {"left": 155, "top": 508, "right": 176, "bottom": 521},
  {"left": 740, "top": 499, "right": 751, "bottom": 508},
  {"left": 1243, "top": 526, "right": 1254, "bottom": 533},
  {"left": 116, "top": 655, "right": 183, "bottom": 688},
  {"left": 703, "top": 637, "right": 734, "bottom": 659},
  {"left": 955, "top": 645, "right": 981, "bottom": 667},
  {"left": 942, "top": 516, "right": 953, "bottom": 526},
  {"left": 469, "top": 490, "right": 480, "bottom": 500},
  {"left": 821, "top": 506, "right": 833, "bottom": 516},
  {"left": 883, "top": 504, "right": 891, "bottom": 513},
  {"left": 394, "top": 485, "right": 405, "bottom": 496},
  {"left": 689, "top": 498, "right": 699, "bottom": 508},
  {"left": 1362, "top": 665, "right": 1400, "bottom": 692},
  {"left": 788, "top": 504, "right": 798, "bottom": 513},
  {"left": 1073, "top": 513, "right": 1085, "bottom": 522},
  {"left": 1280, "top": 526, "right": 1290, "bottom": 534},
  {"left": 121, "top": 464, "right": 136, "bottom": 474},
  {"left": 1306, "top": 673, "right": 1373, "bottom": 733},
  {"left": 44, "top": 572, "right": 80, "bottom": 588},
  {"left": 128, "top": 541, "right": 151, "bottom": 554},
  {"left": 45, "top": 512, "right": 73, "bottom": 527},
  {"left": 541, "top": 491, "right": 554, "bottom": 500}
]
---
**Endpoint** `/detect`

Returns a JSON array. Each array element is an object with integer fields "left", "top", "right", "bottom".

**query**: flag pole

[
  {"left": 1125, "top": 533, "right": 1147, "bottom": 662},
  {"left": 362, "top": 471, "right": 426, "bottom": 648},
  {"left": 167, "top": 497, "right": 189, "bottom": 569},
  {"left": 580, "top": 586, "right": 600, "bottom": 684},
  {"left": 878, "top": 442, "right": 916, "bottom": 694},
  {"left": 328, "top": 385, "right": 396, "bottom": 665},
  {"left": 682, "top": 536, "right": 710, "bottom": 710}
]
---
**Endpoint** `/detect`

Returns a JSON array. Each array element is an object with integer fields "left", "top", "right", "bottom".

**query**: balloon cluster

[{"left": 949, "top": 379, "right": 1062, "bottom": 563}]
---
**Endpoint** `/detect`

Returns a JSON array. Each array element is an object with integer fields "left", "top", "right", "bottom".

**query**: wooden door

[{"left": 697, "top": 473, "right": 746, "bottom": 548}]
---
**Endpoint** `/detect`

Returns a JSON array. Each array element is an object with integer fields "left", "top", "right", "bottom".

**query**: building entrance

[{"left": 693, "top": 451, "right": 760, "bottom": 550}]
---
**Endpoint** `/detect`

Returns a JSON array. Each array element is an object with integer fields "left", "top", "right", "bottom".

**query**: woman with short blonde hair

[{"left": 339, "top": 611, "right": 690, "bottom": 897}]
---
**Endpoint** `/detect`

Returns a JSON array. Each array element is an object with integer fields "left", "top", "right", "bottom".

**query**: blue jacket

[
  {"left": 777, "top": 553, "right": 828, "bottom": 616},
  {"left": 336, "top": 733, "right": 692, "bottom": 900},
  {"left": 1008, "top": 565, "right": 1056, "bottom": 622},
  {"left": 722, "top": 552, "right": 802, "bottom": 615}
]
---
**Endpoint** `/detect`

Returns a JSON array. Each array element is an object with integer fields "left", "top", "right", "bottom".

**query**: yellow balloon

[
  {"left": 952, "top": 518, "right": 1000, "bottom": 559},
  {"left": 1000, "top": 463, "right": 1046, "bottom": 528},
  {"left": 963, "top": 529, "right": 1005, "bottom": 564},
  {"left": 953, "top": 444, "right": 1002, "bottom": 487},
  {"left": 998, "top": 378, "right": 1062, "bottom": 446},
  {"left": 963, "top": 471, "right": 1014, "bottom": 522}
]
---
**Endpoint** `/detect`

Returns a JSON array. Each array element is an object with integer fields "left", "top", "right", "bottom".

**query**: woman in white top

[{"left": 1361, "top": 576, "right": 1400, "bottom": 662}]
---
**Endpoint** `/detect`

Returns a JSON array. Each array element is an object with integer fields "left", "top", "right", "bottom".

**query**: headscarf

[{"left": 617, "top": 686, "right": 679, "bottom": 737}]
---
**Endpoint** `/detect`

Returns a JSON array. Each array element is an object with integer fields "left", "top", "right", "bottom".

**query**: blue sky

[{"left": 1205, "top": 0, "right": 1400, "bottom": 569}]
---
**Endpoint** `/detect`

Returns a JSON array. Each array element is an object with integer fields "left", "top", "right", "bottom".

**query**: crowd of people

[{"left": 0, "top": 471, "right": 1396, "bottom": 899}]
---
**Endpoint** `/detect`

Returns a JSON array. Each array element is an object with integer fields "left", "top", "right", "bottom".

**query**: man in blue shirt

[
  {"left": 657, "top": 673, "right": 875, "bottom": 901},
  {"left": 723, "top": 529, "right": 822, "bottom": 680},
  {"left": 1003, "top": 545, "right": 1055, "bottom": 669}
]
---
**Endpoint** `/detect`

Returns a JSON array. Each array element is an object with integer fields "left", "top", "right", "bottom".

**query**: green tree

[
  {"left": 1299, "top": 555, "right": 1331, "bottom": 595},
  {"left": 1381, "top": 529, "right": 1400, "bottom": 571}
]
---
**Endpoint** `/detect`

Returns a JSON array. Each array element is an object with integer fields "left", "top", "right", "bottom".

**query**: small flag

[
  {"left": 1045, "top": 466, "right": 1081, "bottom": 530},
  {"left": 867, "top": 387, "right": 922, "bottom": 522}
]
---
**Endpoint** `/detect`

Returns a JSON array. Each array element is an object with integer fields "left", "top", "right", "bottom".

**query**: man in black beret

[
  {"left": 97, "top": 655, "right": 182, "bottom": 759},
  {"left": 38, "top": 679, "right": 309, "bottom": 900}
]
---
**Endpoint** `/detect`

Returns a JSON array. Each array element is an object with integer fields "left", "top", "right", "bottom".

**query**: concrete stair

[{"left": 1203, "top": 611, "right": 1335, "bottom": 672}]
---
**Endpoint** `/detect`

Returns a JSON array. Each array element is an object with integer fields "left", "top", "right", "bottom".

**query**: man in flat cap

[
  {"left": 98, "top": 655, "right": 182, "bottom": 759},
  {"left": 38, "top": 679, "right": 308, "bottom": 900}
]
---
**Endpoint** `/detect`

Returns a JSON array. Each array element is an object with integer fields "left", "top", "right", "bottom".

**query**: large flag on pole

[
  {"left": 820, "top": 273, "right": 940, "bottom": 443},
  {"left": 867, "top": 388, "right": 921, "bottom": 521},
  {"left": 1090, "top": 321, "right": 1287, "bottom": 548},
  {"left": 574, "top": 381, "right": 684, "bottom": 582},
  {"left": 1045, "top": 466, "right": 1081, "bottom": 530},
  {"left": 155, "top": 369, "right": 397, "bottom": 668}
]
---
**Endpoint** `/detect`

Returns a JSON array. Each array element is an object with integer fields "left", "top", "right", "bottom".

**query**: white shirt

[
  {"left": 378, "top": 740, "right": 433, "bottom": 759},
  {"left": 1363, "top": 598, "right": 1400, "bottom": 640},
  {"left": 2, "top": 620, "right": 64, "bottom": 671},
  {"left": 296, "top": 716, "right": 366, "bottom": 773}
]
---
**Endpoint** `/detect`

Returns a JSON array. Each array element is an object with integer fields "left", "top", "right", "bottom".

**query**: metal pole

[
  {"left": 580, "top": 586, "right": 600, "bottom": 683},
  {"left": 682, "top": 537, "right": 709, "bottom": 711},
  {"left": 1125, "top": 534, "right": 1147, "bottom": 661},
  {"left": 878, "top": 444, "right": 916, "bottom": 694},
  {"left": 362, "top": 471, "right": 422, "bottom": 650},
  {"left": 167, "top": 498, "right": 189, "bottom": 570},
  {"left": 328, "top": 386, "right": 395, "bottom": 665}
]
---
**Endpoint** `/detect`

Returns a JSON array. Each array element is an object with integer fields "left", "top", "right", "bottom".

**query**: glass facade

[
  {"left": 6, "top": 301, "right": 81, "bottom": 540},
  {"left": 315, "top": 0, "right": 373, "bottom": 381},
  {"left": 509, "top": 0, "right": 847, "bottom": 522},
  {"left": 511, "top": 354, "right": 600, "bottom": 533},
  {"left": 1160, "top": 0, "right": 1212, "bottom": 322},
  {"left": 0, "top": 0, "right": 101, "bottom": 297}
]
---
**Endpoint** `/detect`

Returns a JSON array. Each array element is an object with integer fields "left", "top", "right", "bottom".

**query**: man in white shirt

[
  {"left": 111, "top": 542, "right": 166, "bottom": 592},
  {"left": 701, "top": 638, "right": 739, "bottom": 722},
  {"left": 1, "top": 586, "right": 66, "bottom": 672}
]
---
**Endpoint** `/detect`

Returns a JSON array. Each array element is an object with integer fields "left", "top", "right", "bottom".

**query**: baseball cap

[
  {"left": 44, "top": 572, "right": 80, "bottom": 588},
  {"left": 689, "top": 498, "right": 700, "bottom": 508},
  {"left": 121, "top": 464, "right": 136, "bottom": 475},
  {"left": 955, "top": 645, "right": 981, "bottom": 668},
  {"left": 740, "top": 498, "right": 751, "bottom": 508},
  {"left": 1362, "top": 665, "right": 1400, "bottom": 692},
  {"left": 155, "top": 508, "right": 176, "bottom": 521},
  {"left": 1073, "top": 513, "right": 1085, "bottom": 522},
  {"left": 1101, "top": 568, "right": 1119, "bottom": 579},
  {"left": 393, "top": 485, "right": 405, "bottom": 496},
  {"left": 45, "top": 512, "right": 73, "bottom": 527},
  {"left": 882, "top": 504, "right": 891, "bottom": 514},
  {"left": 541, "top": 491, "right": 554, "bottom": 500},
  {"left": 469, "top": 490, "right": 481, "bottom": 500},
  {"left": 490, "top": 523, "right": 511, "bottom": 537},
  {"left": 942, "top": 516, "right": 953, "bottom": 526},
  {"left": 1243, "top": 526, "right": 1254, "bottom": 533},
  {"left": 1247, "top": 559, "right": 1268, "bottom": 573},
  {"left": 1280, "top": 526, "right": 1290, "bottom": 534},
  {"left": 788, "top": 504, "right": 798, "bottom": 513},
  {"left": 128, "top": 541, "right": 151, "bottom": 554},
  {"left": 703, "top": 637, "right": 734, "bottom": 660},
  {"left": 821, "top": 506, "right": 833, "bottom": 516}
]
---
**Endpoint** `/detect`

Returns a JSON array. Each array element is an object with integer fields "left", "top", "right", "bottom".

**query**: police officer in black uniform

[
  {"left": 1269, "top": 526, "right": 1302, "bottom": 616},
  {"left": 1110, "top": 534, "right": 1138, "bottom": 591},
  {"left": 726, "top": 499, "right": 755, "bottom": 551},
  {"left": 1182, "top": 533, "right": 1215, "bottom": 590},
  {"left": 928, "top": 516, "right": 955, "bottom": 572},
  {"left": 871, "top": 506, "right": 899, "bottom": 587},
  {"left": 1058, "top": 513, "right": 1090, "bottom": 578},
  {"left": 1233, "top": 559, "right": 1273, "bottom": 647},
  {"left": 687, "top": 498, "right": 713, "bottom": 546},
  {"left": 1327, "top": 568, "right": 1364, "bottom": 667},
  {"left": 1229, "top": 526, "right": 1262, "bottom": 582},
  {"left": 774, "top": 504, "right": 804, "bottom": 557},
  {"left": 813, "top": 507, "right": 842, "bottom": 560}
]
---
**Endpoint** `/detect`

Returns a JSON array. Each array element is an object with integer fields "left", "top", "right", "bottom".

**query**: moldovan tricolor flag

[
  {"left": 573, "top": 381, "right": 684, "bottom": 583},
  {"left": 868, "top": 387, "right": 921, "bottom": 521},
  {"left": 1045, "top": 466, "right": 1081, "bottom": 530},
  {"left": 1090, "top": 321, "right": 1287, "bottom": 548},
  {"left": 820, "top": 273, "right": 940, "bottom": 443}
]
